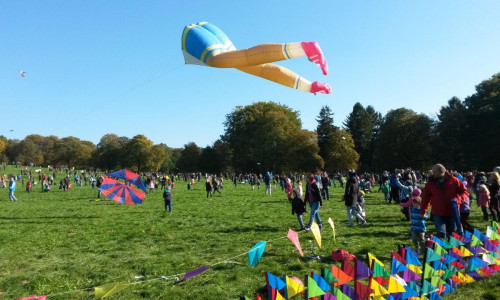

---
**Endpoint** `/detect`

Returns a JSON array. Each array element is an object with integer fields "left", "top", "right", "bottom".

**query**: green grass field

[{"left": 0, "top": 165, "right": 498, "bottom": 299}]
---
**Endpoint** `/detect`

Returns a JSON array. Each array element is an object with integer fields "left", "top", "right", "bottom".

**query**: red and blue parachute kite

[
  {"left": 106, "top": 169, "right": 147, "bottom": 193},
  {"left": 98, "top": 177, "right": 145, "bottom": 205}
]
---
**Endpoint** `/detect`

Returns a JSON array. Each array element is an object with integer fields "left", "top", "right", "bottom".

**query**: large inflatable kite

[{"left": 182, "top": 22, "right": 331, "bottom": 94}]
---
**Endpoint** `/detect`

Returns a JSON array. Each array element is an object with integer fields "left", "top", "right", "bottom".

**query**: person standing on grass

[
  {"left": 420, "top": 163, "right": 469, "bottom": 239},
  {"left": 304, "top": 173, "right": 323, "bottom": 231},
  {"left": 264, "top": 171, "right": 272, "bottom": 195},
  {"left": 487, "top": 171, "right": 500, "bottom": 221},
  {"left": 321, "top": 172, "right": 330, "bottom": 200},
  {"left": 96, "top": 175, "right": 103, "bottom": 198},
  {"left": 163, "top": 185, "right": 173, "bottom": 212},
  {"left": 9, "top": 176, "right": 17, "bottom": 201}
]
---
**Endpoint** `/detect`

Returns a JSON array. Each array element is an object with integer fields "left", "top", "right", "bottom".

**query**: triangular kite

[
  {"left": 94, "top": 282, "right": 127, "bottom": 299},
  {"left": 328, "top": 217, "right": 336, "bottom": 241},
  {"left": 407, "top": 264, "right": 423, "bottom": 275},
  {"left": 312, "top": 272, "right": 331, "bottom": 292},
  {"left": 342, "top": 261, "right": 355, "bottom": 278},
  {"left": 431, "top": 260, "right": 447, "bottom": 271},
  {"left": 387, "top": 275, "right": 406, "bottom": 293},
  {"left": 471, "top": 234, "right": 484, "bottom": 246},
  {"left": 248, "top": 241, "right": 266, "bottom": 266},
  {"left": 355, "top": 280, "right": 374, "bottom": 299},
  {"left": 405, "top": 247, "right": 422, "bottom": 266},
  {"left": 323, "top": 268, "right": 338, "bottom": 285},
  {"left": 474, "top": 228, "right": 488, "bottom": 242},
  {"left": 368, "top": 253, "right": 390, "bottom": 277},
  {"left": 275, "top": 291, "right": 285, "bottom": 300},
  {"left": 401, "top": 284, "right": 419, "bottom": 300},
  {"left": 421, "top": 280, "right": 439, "bottom": 295},
  {"left": 448, "top": 236, "right": 464, "bottom": 247},
  {"left": 357, "top": 259, "right": 373, "bottom": 279},
  {"left": 287, "top": 229, "right": 304, "bottom": 257},
  {"left": 425, "top": 248, "right": 444, "bottom": 263},
  {"left": 266, "top": 272, "right": 286, "bottom": 291},
  {"left": 391, "top": 257, "right": 409, "bottom": 274},
  {"left": 311, "top": 222, "right": 322, "bottom": 248},
  {"left": 459, "top": 246, "right": 473, "bottom": 257},
  {"left": 181, "top": 265, "right": 211, "bottom": 281},
  {"left": 423, "top": 265, "right": 439, "bottom": 279},
  {"left": 340, "top": 283, "right": 356, "bottom": 299},
  {"left": 331, "top": 265, "right": 354, "bottom": 286},
  {"left": 16, "top": 296, "right": 47, "bottom": 300},
  {"left": 401, "top": 268, "right": 421, "bottom": 282},
  {"left": 323, "top": 292, "right": 337, "bottom": 300},
  {"left": 286, "top": 276, "right": 305, "bottom": 298},
  {"left": 392, "top": 251, "right": 407, "bottom": 264},
  {"left": 433, "top": 243, "right": 447, "bottom": 256},
  {"left": 307, "top": 275, "right": 326, "bottom": 298},
  {"left": 332, "top": 286, "right": 351, "bottom": 300},
  {"left": 370, "top": 277, "right": 389, "bottom": 296}
]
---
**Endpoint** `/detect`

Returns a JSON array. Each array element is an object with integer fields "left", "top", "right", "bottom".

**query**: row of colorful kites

[
  {"left": 16, "top": 222, "right": 500, "bottom": 299},
  {"left": 242, "top": 223, "right": 500, "bottom": 300}
]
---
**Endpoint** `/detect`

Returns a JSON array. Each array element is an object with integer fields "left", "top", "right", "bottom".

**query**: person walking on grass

[
  {"left": 478, "top": 184, "right": 490, "bottom": 221},
  {"left": 291, "top": 187, "right": 307, "bottom": 230},
  {"left": 420, "top": 163, "right": 469, "bottom": 239},
  {"left": 206, "top": 177, "right": 213, "bottom": 198},
  {"left": 410, "top": 197, "right": 427, "bottom": 256},
  {"left": 9, "top": 176, "right": 17, "bottom": 201},
  {"left": 344, "top": 171, "right": 366, "bottom": 227},
  {"left": 304, "top": 173, "right": 323, "bottom": 231}
]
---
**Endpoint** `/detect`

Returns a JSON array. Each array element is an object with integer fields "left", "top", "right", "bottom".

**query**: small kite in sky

[{"left": 20, "top": 70, "right": 26, "bottom": 77}]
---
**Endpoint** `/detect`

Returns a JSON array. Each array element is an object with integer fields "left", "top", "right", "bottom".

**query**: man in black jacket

[{"left": 344, "top": 171, "right": 366, "bottom": 227}]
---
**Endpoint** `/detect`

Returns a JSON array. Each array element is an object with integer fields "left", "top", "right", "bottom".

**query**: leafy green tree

[
  {"left": 95, "top": 134, "right": 129, "bottom": 170},
  {"left": 463, "top": 73, "right": 500, "bottom": 169},
  {"left": 0, "top": 137, "right": 6, "bottom": 162},
  {"left": 287, "top": 130, "right": 324, "bottom": 172},
  {"left": 343, "top": 102, "right": 374, "bottom": 171},
  {"left": 121, "top": 135, "right": 153, "bottom": 170},
  {"left": 374, "top": 108, "right": 434, "bottom": 171},
  {"left": 16, "top": 134, "right": 44, "bottom": 165},
  {"left": 316, "top": 106, "right": 336, "bottom": 163},
  {"left": 40, "top": 136, "right": 60, "bottom": 166},
  {"left": 147, "top": 144, "right": 169, "bottom": 171},
  {"left": 176, "top": 142, "right": 201, "bottom": 172},
  {"left": 322, "top": 129, "right": 359, "bottom": 171},
  {"left": 435, "top": 97, "right": 469, "bottom": 170},
  {"left": 222, "top": 101, "right": 318, "bottom": 172}
]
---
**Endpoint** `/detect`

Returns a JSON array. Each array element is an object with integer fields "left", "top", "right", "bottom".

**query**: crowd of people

[{"left": 3, "top": 163, "right": 500, "bottom": 255}]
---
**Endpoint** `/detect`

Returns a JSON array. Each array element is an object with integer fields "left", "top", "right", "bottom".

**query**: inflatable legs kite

[{"left": 182, "top": 22, "right": 331, "bottom": 94}]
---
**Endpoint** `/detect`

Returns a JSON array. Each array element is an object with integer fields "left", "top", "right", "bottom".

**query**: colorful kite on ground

[
  {"left": 248, "top": 241, "right": 266, "bottom": 266},
  {"left": 98, "top": 177, "right": 145, "bottom": 205},
  {"left": 182, "top": 22, "right": 331, "bottom": 94}
]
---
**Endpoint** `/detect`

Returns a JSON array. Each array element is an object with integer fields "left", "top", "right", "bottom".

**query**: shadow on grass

[
  {"left": 0, "top": 215, "right": 99, "bottom": 220},
  {"left": 218, "top": 226, "right": 280, "bottom": 234}
]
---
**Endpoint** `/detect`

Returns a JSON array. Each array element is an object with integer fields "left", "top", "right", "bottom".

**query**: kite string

[
  {"left": 50, "top": 63, "right": 183, "bottom": 133},
  {"left": 34, "top": 228, "right": 313, "bottom": 298}
]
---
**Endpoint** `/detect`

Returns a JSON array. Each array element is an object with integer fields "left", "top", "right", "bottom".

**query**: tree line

[{"left": 1, "top": 73, "right": 498, "bottom": 173}]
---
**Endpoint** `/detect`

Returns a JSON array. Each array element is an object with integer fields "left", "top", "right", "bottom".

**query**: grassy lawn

[{"left": 0, "top": 165, "right": 498, "bottom": 299}]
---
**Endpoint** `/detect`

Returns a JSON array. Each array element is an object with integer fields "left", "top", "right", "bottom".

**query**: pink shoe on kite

[
  {"left": 301, "top": 42, "right": 328, "bottom": 75},
  {"left": 310, "top": 81, "right": 331, "bottom": 94}
]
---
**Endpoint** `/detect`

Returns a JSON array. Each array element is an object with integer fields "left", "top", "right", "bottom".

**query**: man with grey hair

[{"left": 421, "top": 163, "right": 469, "bottom": 239}]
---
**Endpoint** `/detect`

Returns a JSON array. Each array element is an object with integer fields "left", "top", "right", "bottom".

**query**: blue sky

[{"left": 1, "top": 1, "right": 499, "bottom": 148}]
